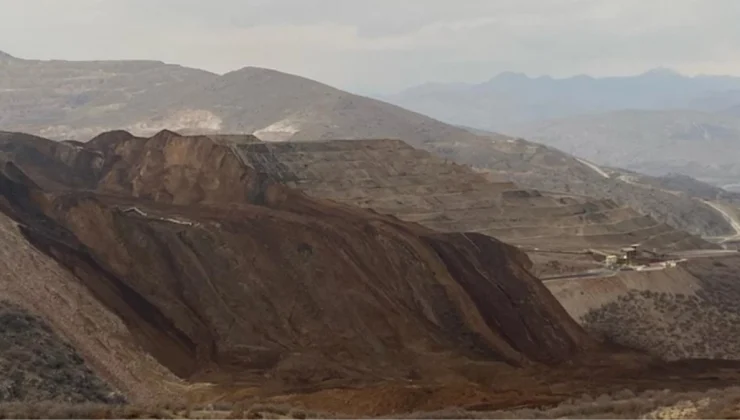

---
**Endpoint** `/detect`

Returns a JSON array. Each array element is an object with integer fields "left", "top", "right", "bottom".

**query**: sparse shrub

[{"left": 0, "top": 302, "right": 120, "bottom": 404}]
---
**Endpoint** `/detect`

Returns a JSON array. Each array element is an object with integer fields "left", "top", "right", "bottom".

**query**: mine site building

[{"left": 620, "top": 246, "right": 638, "bottom": 264}]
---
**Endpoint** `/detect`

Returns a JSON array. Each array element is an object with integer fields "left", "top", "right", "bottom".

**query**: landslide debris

[{"left": 0, "top": 130, "right": 594, "bottom": 397}]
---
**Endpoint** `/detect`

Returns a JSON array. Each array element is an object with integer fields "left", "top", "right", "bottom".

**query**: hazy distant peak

[
  {"left": 641, "top": 67, "right": 683, "bottom": 78},
  {"left": 0, "top": 50, "right": 17, "bottom": 60},
  {"left": 222, "top": 66, "right": 306, "bottom": 79},
  {"left": 223, "top": 65, "right": 274, "bottom": 75},
  {"left": 490, "top": 71, "right": 530, "bottom": 82},
  {"left": 571, "top": 74, "right": 595, "bottom": 81},
  {"left": 222, "top": 66, "right": 313, "bottom": 84}
]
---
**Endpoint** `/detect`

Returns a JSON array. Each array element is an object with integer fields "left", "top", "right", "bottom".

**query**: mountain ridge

[
  {"left": 0, "top": 55, "right": 735, "bottom": 237},
  {"left": 381, "top": 69, "right": 740, "bottom": 132}
]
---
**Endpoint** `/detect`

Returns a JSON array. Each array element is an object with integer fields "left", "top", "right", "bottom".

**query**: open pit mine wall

[{"left": 0, "top": 130, "right": 596, "bottom": 394}]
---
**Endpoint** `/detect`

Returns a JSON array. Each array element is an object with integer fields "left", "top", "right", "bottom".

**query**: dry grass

[{"left": 4, "top": 386, "right": 740, "bottom": 419}]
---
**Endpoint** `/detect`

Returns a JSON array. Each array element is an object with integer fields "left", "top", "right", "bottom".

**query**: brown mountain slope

[
  {"left": 1, "top": 55, "right": 732, "bottom": 237},
  {"left": 0, "top": 129, "right": 594, "bottom": 397}
]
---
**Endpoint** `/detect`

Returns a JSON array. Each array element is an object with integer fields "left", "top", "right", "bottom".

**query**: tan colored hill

[
  {"left": 2, "top": 54, "right": 732, "bottom": 237},
  {"left": 0, "top": 54, "right": 497, "bottom": 148}
]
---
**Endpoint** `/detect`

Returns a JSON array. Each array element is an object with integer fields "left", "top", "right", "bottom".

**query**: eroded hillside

[
  {"left": 228, "top": 139, "right": 714, "bottom": 275},
  {"left": 0, "top": 129, "right": 596, "bottom": 400}
]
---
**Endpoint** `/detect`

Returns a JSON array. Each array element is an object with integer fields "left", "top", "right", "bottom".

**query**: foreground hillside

[
  {"left": 0, "top": 302, "right": 121, "bottom": 404},
  {"left": 0, "top": 52, "right": 733, "bottom": 237}
]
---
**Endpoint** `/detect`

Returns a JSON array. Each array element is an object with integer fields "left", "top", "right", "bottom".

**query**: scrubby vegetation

[
  {"left": 580, "top": 258, "right": 740, "bottom": 361},
  {"left": 0, "top": 387, "right": 740, "bottom": 420},
  {"left": 0, "top": 302, "right": 122, "bottom": 404}
]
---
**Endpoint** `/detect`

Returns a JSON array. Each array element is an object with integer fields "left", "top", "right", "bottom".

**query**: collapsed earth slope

[{"left": 0, "top": 129, "right": 593, "bottom": 400}]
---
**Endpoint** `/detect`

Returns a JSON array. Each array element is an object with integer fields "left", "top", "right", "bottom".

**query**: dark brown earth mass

[{"left": 0, "top": 129, "right": 591, "bottom": 393}]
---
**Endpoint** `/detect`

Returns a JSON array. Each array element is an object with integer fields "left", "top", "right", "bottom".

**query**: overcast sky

[{"left": 2, "top": 0, "right": 739, "bottom": 93}]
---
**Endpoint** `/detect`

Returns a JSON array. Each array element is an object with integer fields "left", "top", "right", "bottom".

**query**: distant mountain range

[
  {"left": 0, "top": 50, "right": 735, "bottom": 236},
  {"left": 380, "top": 69, "right": 740, "bottom": 131},
  {"left": 380, "top": 69, "right": 740, "bottom": 189}
]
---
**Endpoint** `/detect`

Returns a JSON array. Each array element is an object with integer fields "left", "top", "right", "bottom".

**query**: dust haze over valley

[{"left": 4, "top": 0, "right": 740, "bottom": 418}]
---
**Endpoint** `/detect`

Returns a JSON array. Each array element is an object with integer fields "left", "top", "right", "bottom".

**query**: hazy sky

[{"left": 2, "top": 0, "right": 739, "bottom": 93}]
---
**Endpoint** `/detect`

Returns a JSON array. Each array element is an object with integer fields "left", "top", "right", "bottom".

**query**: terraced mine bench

[{"left": 230, "top": 138, "right": 715, "bottom": 275}]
